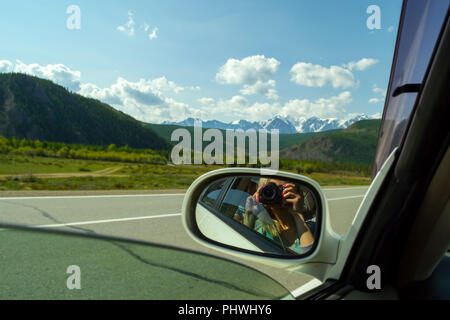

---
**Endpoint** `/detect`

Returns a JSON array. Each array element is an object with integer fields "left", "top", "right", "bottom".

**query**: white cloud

[
  {"left": 194, "top": 96, "right": 267, "bottom": 122},
  {"left": 216, "top": 55, "right": 280, "bottom": 99},
  {"left": 149, "top": 27, "right": 158, "bottom": 40},
  {"left": 388, "top": 26, "right": 395, "bottom": 32},
  {"left": 79, "top": 77, "right": 201, "bottom": 123},
  {"left": 290, "top": 62, "right": 355, "bottom": 89},
  {"left": 144, "top": 76, "right": 185, "bottom": 94},
  {"left": 78, "top": 82, "right": 123, "bottom": 105},
  {"left": 12, "top": 60, "right": 81, "bottom": 91},
  {"left": 240, "top": 102, "right": 281, "bottom": 121},
  {"left": 216, "top": 55, "right": 280, "bottom": 85},
  {"left": 0, "top": 60, "right": 13, "bottom": 72},
  {"left": 371, "top": 112, "right": 382, "bottom": 119},
  {"left": 196, "top": 91, "right": 353, "bottom": 122},
  {"left": 1, "top": 58, "right": 203, "bottom": 123},
  {"left": 280, "top": 91, "right": 353, "bottom": 119},
  {"left": 369, "top": 97, "right": 383, "bottom": 104},
  {"left": 265, "top": 88, "right": 279, "bottom": 101},
  {"left": 290, "top": 58, "right": 378, "bottom": 89},
  {"left": 372, "top": 85, "right": 386, "bottom": 97},
  {"left": 117, "top": 11, "right": 135, "bottom": 36},
  {"left": 369, "top": 85, "right": 386, "bottom": 104},
  {"left": 240, "top": 79, "right": 278, "bottom": 100},
  {"left": 80, "top": 78, "right": 164, "bottom": 107},
  {"left": 141, "top": 21, "right": 159, "bottom": 40},
  {"left": 198, "top": 97, "right": 214, "bottom": 105},
  {"left": 229, "top": 95, "right": 248, "bottom": 106},
  {"left": 1, "top": 57, "right": 363, "bottom": 124},
  {"left": 0, "top": 59, "right": 82, "bottom": 91},
  {"left": 345, "top": 58, "right": 379, "bottom": 71}
]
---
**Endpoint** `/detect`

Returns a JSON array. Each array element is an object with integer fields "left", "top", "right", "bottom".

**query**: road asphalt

[{"left": 0, "top": 186, "right": 369, "bottom": 295}]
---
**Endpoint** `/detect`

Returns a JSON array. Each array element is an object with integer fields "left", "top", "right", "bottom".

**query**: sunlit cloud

[
  {"left": 117, "top": 11, "right": 135, "bottom": 36},
  {"left": 290, "top": 62, "right": 355, "bottom": 89},
  {"left": 0, "top": 60, "right": 13, "bottom": 73},
  {"left": 216, "top": 55, "right": 280, "bottom": 100},
  {"left": 369, "top": 85, "right": 386, "bottom": 104},
  {"left": 1, "top": 59, "right": 82, "bottom": 91},
  {"left": 344, "top": 58, "right": 379, "bottom": 71}
]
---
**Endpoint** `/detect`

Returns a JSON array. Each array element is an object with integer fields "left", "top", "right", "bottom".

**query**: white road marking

[
  {"left": 32, "top": 213, "right": 182, "bottom": 228},
  {"left": 323, "top": 187, "right": 369, "bottom": 191},
  {"left": 0, "top": 194, "right": 186, "bottom": 201},
  {"left": 17, "top": 195, "right": 364, "bottom": 229},
  {"left": 0, "top": 192, "right": 366, "bottom": 231},
  {"left": 327, "top": 195, "right": 365, "bottom": 201},
  {"left": 0, "top": 187, "right": 367, "bottom": 201}
]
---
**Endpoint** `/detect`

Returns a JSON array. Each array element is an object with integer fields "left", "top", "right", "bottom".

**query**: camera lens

[{"left": 259, "top": 182, "right": 282, "bottom": 205}]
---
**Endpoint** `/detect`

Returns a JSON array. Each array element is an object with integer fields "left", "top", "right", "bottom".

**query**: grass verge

[{"left": 0, "top": 155, "right": 371, "bottom": 191}]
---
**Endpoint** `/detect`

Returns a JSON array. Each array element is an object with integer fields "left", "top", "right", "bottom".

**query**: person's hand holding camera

[{"left": 281, "top": 183, "right": 303, "bottom": 213}]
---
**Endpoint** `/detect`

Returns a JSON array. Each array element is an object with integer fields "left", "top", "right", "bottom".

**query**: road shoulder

[{"left": 0, "top": 189, "right": 187, "bottom": 198}]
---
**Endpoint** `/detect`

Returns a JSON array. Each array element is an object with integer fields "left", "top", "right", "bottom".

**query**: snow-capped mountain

[
  {"left": 163, "top": 114, "right": 379, "bottom": 134},
  {"left": 294, "top": 114, "right": 373, "bottom": 133},
  {"left": 162, "top": 116, "right": 298, "bottom": 134},
  {"left": 263, "top": 116, "right": 298, "bottom": 134}
]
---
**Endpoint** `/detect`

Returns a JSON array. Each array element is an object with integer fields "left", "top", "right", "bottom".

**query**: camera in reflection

[{"left": 259, "top": 182, "right": 285, "bottom": 205}]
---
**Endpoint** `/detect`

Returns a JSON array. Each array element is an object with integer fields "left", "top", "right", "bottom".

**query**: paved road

[{"left": 0, "top": 186, "right": 369, "bottom": 294}]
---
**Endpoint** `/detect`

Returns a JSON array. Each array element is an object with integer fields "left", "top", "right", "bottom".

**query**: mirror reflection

[{"left": 195, "top": 175, "right": 319, "bottom": 257}]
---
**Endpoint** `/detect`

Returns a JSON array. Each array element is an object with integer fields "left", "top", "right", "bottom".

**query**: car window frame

[{"left": 337, "top": 3, "right": 450, "bottom": 294}]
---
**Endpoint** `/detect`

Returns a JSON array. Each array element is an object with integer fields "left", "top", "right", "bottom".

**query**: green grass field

[
  {"left": 0, "top": 154, "right": 371, "bottom": 191},
  {"left": 0, "top": 154, "right": 116, "bottom": 174}
]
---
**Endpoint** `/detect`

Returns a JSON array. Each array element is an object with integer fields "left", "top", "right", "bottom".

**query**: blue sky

[{"left": 0, "top": 0, "right": 402, "bottom": 123}]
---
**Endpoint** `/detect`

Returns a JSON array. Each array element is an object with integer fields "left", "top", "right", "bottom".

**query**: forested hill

[
  {"left": 280, "top": 119, "right": 382, "bottom": 166},
  {"left": 0, "top": 73, "right": 170, "bottom": 150}
]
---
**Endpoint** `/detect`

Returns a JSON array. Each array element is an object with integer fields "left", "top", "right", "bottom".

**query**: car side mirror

[{"left": 182, "top": 168, "right": 341, "bottom": 279}]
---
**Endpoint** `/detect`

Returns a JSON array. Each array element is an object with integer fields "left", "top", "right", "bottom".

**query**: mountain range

[
  {"left": 163, "top": 114, "right": 379, "bottom": 134},
  {"left": 0, "top": 73, "right": 381, "bottom": 167}
]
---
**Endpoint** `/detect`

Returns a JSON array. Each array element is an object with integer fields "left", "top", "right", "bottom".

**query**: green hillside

[
  {"left": 280, "top": 119, "right": 381, "bottom": 166},
  {"left": 146, "top": 123, "right": 197, "bottom": 143},
  {"left": 0, "top": 73, "right": 170, "bottom": 150},
  {"left": 278, "top": 130, "right": 341, "bottom": 150}
]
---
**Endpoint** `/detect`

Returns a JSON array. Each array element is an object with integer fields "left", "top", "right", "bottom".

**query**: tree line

[
  {"left": 0, "top": 135, "right": 372, "bottom": 175},
  {"left": 0, "top": 136, "right": 168, "bottom": 165}
]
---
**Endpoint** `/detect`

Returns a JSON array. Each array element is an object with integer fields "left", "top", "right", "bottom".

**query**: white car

[{"left": 0, "top": 0, "right": 448, "bottom": 301}]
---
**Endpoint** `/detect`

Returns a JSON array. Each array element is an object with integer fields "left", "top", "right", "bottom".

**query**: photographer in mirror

[
  {"left": 197, "top": 175, "right": 318, "bottom": 255},
  {"left": 239, "top": 178, "right": 316, "bottom": 255}
]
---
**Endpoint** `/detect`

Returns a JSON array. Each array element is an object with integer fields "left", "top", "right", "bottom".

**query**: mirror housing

[{"left": 182, "top": 168, "right": 342, "bottom": 281}]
